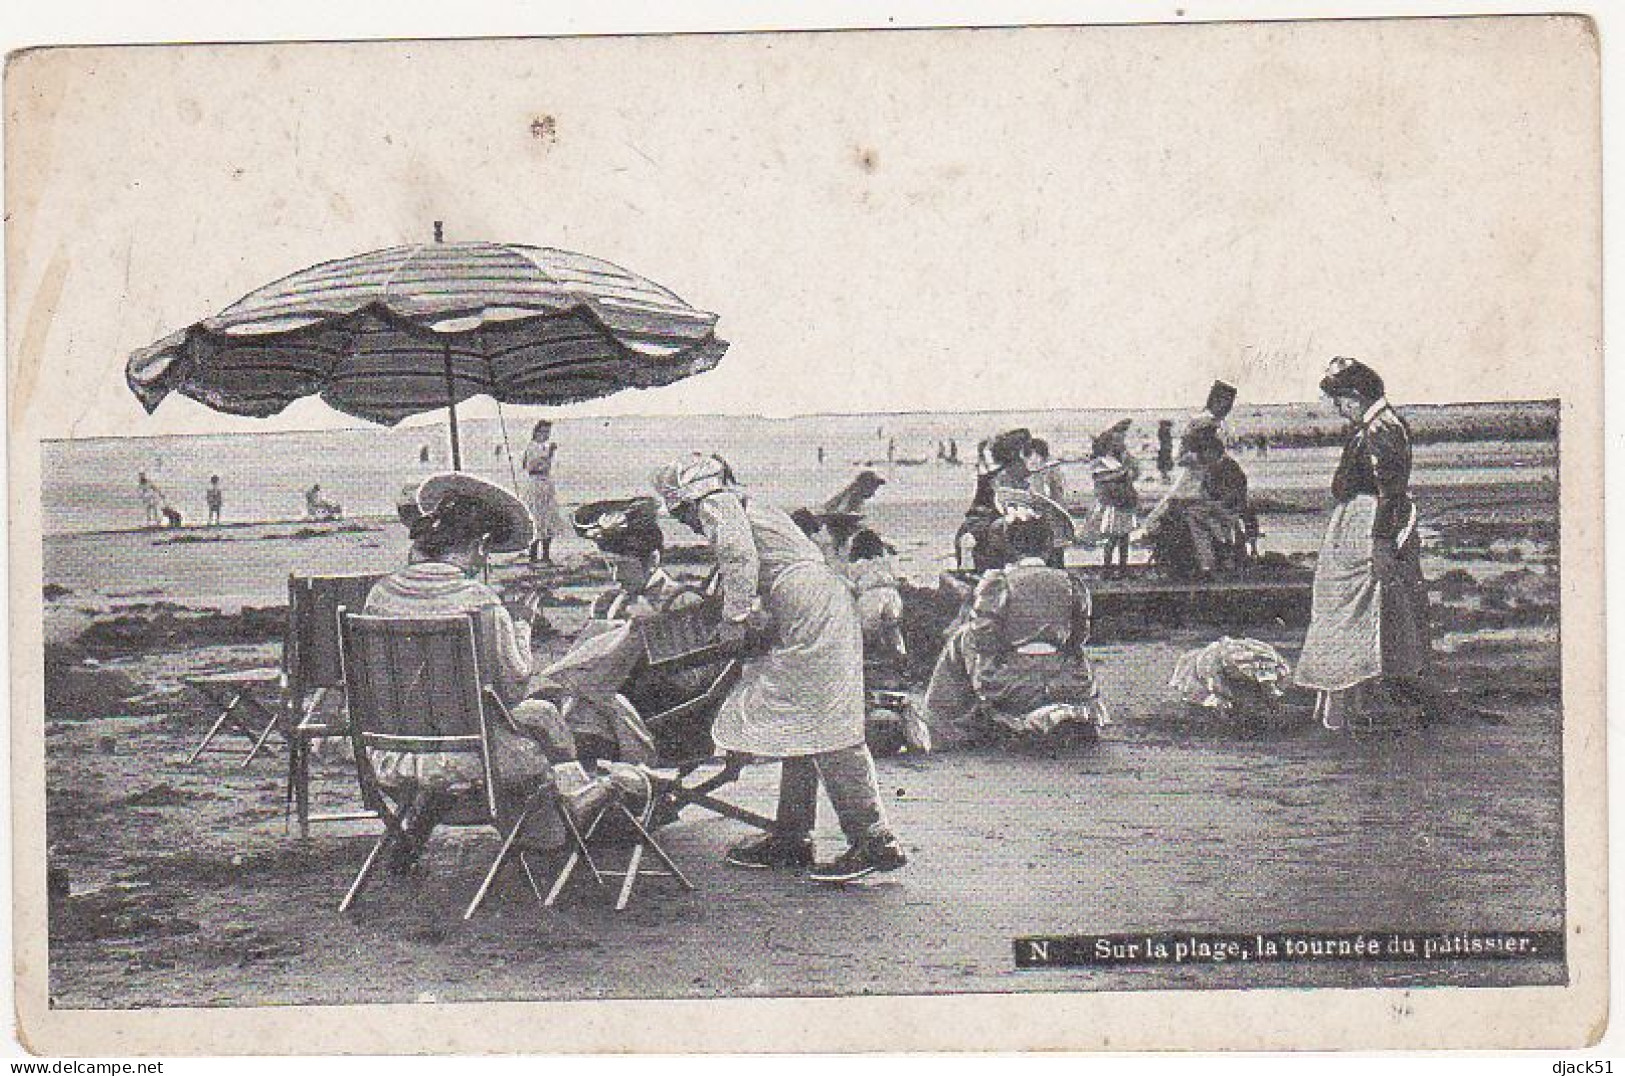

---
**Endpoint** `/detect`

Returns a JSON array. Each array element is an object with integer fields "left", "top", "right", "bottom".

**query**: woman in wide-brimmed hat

[
  {"left": 1295, "top": 358, "right": 1434, "bottom": 731},
  {"left": 363, "top": 473, "right": 619, "bottom": 868},
  {"left": 535, "top": 496, "right": 702, "bottom": 766},
  {"left": 652, "top": 453, "right": 908, "bottom": 883},
  {"left": 570, "top": 497, "right": 688, "bottom": 621}
]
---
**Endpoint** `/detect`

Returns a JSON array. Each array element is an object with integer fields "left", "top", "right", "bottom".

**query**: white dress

[{"left": 521, "top": 440, "right": 564, "bottom": 541}]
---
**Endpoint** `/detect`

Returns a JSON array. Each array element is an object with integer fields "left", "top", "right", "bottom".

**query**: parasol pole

[
  {"left": 442, "top": 341, "right": 463, "bottom": 471},
  {"left": 433, "top": 220, "right": 463, "bottom": 471}
]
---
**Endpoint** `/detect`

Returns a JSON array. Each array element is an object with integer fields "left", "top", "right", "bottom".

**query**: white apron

[
  {"left": 1296, "top": 493, "right": 1432, "bottom": 693},
  {"left": 711, "top": 561, "right": 867, "bottom": 758}
]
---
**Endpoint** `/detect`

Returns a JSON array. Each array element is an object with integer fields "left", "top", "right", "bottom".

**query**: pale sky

[{"left": 6, "top": 16, "right": 1600, "bottom": 438}]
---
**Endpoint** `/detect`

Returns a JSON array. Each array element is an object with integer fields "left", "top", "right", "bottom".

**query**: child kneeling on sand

[
  {"left": 847, "top": 528, "right": 906, "bottom": 660},
  {"left": 922, "top": 510, "right": 1108, "bottom": 749}
]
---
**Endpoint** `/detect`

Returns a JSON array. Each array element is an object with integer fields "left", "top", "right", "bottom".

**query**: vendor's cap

[
  {"left": 1319, "top": 356, "right": 1385, "bottom": 401},
  {"left": 414, "top": 472, "right": 536, "bottom": 553},
  {"left": 1206, "top": 380, "right": 1238, "bottom": 414},
  {"left": 573, "top": 497, "right": 664, "bottom": 556},
  {"left": 652, "top": 453, "right": 735, "bottom": 512}
]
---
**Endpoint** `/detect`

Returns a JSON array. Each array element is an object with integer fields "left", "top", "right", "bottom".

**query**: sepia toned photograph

[{"left": 6, "top": 12, "right": 1605, "bottom": 1053}]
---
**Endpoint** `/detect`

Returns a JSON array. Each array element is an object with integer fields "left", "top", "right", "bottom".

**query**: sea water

[{"left": 41, "top": 404, "right": 1556, "bottom": 539}]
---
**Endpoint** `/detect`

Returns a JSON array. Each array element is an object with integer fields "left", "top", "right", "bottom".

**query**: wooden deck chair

[
  {"left": 283, "top": 572, "right": 382, "bottom": 836},
  {"left": 336, "top": 611, "right": 690, "bottom": 917},
  {"left": 615, "top": 599, "right": 778, "bottom": 833}
]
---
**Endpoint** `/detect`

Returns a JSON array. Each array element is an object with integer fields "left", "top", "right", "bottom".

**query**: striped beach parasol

[{"left": 127, "top": 227, "right": 727, "bottom": 468}]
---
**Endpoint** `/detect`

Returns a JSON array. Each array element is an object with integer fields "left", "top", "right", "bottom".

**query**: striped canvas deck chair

[{"left": 283, "top": 572, "right": 382, "bottom": 836}]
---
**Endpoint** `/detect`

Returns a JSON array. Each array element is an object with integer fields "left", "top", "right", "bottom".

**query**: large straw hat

[
  {"left": 573, "top": 496, "right": 664, "bottom": 556},
  {"left": 415, "top": 472, "right": 536, "bottom": 553}
]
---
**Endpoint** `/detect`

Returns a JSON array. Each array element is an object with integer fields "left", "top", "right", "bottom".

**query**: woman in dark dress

[{"left": 1295, "top": 357, "right": 1433, "bottom": 731}]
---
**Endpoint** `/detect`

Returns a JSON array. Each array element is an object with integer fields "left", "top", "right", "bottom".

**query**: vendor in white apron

[
  {"left": 1295, "top": 357, "right": 1434, "bottom": 730},
  {"left": 653, "top": 454, "right": 908, "bottom": 883}
]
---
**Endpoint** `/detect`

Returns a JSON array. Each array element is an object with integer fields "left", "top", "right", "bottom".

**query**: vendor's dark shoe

[
  {"left": 809, "top": 833, "right": 907, "bottom": 883},
  {"left": 724, "top": 832, "right": 814, "bottom": 871}
]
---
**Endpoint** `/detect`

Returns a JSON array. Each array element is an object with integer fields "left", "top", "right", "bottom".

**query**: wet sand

[
  {"left": 44, "top": 631, "right": 1562, "bottom": 1009},
  {"left": 43, "top": 594, "right": 1562, "bottom": 1008}
]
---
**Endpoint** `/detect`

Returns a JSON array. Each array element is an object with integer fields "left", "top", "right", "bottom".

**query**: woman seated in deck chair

[
  {"left": 922, "top": 509, "right": 1109, "bottom": 749},
  {"left": 363, "top": 474, "right": 634, "bottom": 871},
  {"left": 537, "top": 497, "right": 708, "bottom": 766}
]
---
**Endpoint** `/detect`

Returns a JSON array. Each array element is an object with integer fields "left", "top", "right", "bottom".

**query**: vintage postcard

[{"left": 5, "top": 14, "right": 1605, "bottom": 1054}]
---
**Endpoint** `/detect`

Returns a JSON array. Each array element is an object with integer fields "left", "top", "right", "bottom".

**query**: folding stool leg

[
  {"left": 294, "top": 692, "right": 324, "bottom": 836},
  {"left": 296, "top": 748, "right": 314, "bottom": 839},
  {"left": 543, "top": 854, "right": 579, "bottom": 907},
  {"left": 185, "top": 690, "right": 241, "bottom": 765},
  {"left": 619, "top": 803, "right": 695, "bottom": 892},
  {"left": 517, "top": 852, "right": 546, "bottom": 903},
  {"left": 242, "top": 700, "right": 282, "bottom": 768},
  {"left": 615, "top": 843, "right": 646, "bottom": 912},
  {"left": 284, "top": 738, "right": 301, "bottom": 834},
  {"left": 544, "top": 808, "right": 609, "bottom": 907},
  {"left": 559, "top": 803, "right": 607, "bottom": 883},
  {"left": 338, "top": 832, "right": 390, "bottom": 912},
  {"left": 464, "top": 805, "right": 535, "bottom": 921}
]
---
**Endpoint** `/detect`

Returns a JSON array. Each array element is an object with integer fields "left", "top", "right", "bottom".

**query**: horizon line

[{"left": 44, "top": 397, "right": 1561, "bottom": 445}]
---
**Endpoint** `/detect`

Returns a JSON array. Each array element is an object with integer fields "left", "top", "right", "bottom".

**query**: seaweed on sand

[
  {"left": 72, "top": 605, "right": 286, "bottom": 658},
  {"left": 43, "top": 646, "right": 144, "bottom": 719}
]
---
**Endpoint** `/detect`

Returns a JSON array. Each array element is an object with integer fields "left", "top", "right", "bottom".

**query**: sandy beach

[{"left": 40, "top": 415, "right": 1564, "bottom": 1009}]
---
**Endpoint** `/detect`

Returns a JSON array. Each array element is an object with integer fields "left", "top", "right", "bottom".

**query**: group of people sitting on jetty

[
  {"left": 956, "top": 380, "right": 1255, "bottom": 578},
  {"left": 350, "top": 356, "right": 1432, "bottom": 885}
]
